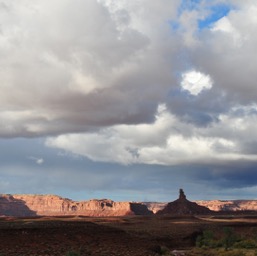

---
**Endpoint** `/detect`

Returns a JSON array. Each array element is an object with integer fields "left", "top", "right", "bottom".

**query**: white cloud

[
  {"left": 1, "top": 0, "right": 257, "bottom": 170},
  {"left": 28, "top": 156, "right": 44, "bottom": 165},
  {"left": 0, "top": 0, "right": 256, "bottom": 139},
  {"left": 46, "top": 104, "right": 257, "bottom": 166},
  {"left": 0, "top": 0, "right": 179, "bottom": 137},
  {"left": 181, "top": 70, "right": 213, "bottom": 96}
]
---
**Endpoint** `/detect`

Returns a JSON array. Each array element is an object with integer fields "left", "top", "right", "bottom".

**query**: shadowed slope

[{"left": 157, "top": 189, "right": 213, "bottom": 215}]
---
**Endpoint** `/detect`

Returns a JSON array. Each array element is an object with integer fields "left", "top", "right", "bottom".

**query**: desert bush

[
  {"left": 65, "top": 250, "right": 80, "bottom": 256},
  {"left": 196, "top": 227, "right": 241, "bottom": 250},
  {"left": 196, "top": 230, "right": 217, "bottom": 248},
  {"left": 188, "top": 248, "right": 246, "bottom": 256},
  {"left": 222, "top": 227, "right": 238, "bottom": 250},
  {"left": 159, "top": 245, "right": 170, "bottom": 255},
  {"left": 234, "top": 239, "right": 257, "bottom": 249},
  {"left": 151, "top": 245, "right": 171, "bottom": 255}
]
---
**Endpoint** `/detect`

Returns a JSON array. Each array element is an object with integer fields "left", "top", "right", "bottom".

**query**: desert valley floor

[{"left": 1, "top": 215, "right": 257, "bottom": 256}]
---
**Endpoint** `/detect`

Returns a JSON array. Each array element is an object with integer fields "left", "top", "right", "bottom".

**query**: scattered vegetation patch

[
  {"left": 196, "top": 226, "right": 257, "bottom": 251},
  {"left": 151, "top": 245, "right": 171, "bottom": 255},
  {"left": 65, "top": 250, "right": 80, "bottom": 256}
]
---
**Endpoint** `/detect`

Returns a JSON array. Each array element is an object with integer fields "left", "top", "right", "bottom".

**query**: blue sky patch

[
  {"left": 179, "top": 0, "right": 201, "bottom": 14},
  {"left": 198, "top": 4, "right": 231, "bottom": 29},
  {"left": 170, "top": 1, "right": 232, "bottom": 32}
]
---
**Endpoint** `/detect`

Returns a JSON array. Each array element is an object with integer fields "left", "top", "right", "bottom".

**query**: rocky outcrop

[
  {"left": 0, "top": 194, "right": 152, "bottom": 217},
  {"left": 0, "top": 194, "right": 36, "bottom": 217},
  {"left": 3, "top": 192, "right": 257, "bottom": 217},
  {"left": 145, "top": 199, "right": 257, "bottom": 213},
  {"left": 196, "top": 200, "right": 257, "bottom": 212},
  {"left": 143, "top": 202, "right": 167, "bottom": 214},
  {"left": 156, "top": 189, "right": 213, "bottom": 215}
]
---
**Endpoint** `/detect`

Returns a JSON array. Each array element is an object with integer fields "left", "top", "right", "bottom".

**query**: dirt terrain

[{"left": 1, "top": 215, "right": 257, "bottom": 255}]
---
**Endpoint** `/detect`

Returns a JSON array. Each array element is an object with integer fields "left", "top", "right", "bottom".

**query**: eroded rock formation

[
  {"left": 146, "top": 199, "right": 257, "bottom": 213},
  {"left": 0, "top": 194, "right": 152, "bottom": 217},
  {"left": 156, "top": 189, "right": 213, "bottom": 215},
  {"left": 3, "top": 192, "right": 257, "bottom": 217},
  {"left": 0, "top": 194, "right": 36, "bottom": 217},
  {"left": 196, "top": 200, "right": 257, "bottom": 212}
]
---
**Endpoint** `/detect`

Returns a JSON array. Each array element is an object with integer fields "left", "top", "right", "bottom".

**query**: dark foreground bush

[
  {"left": 196, "top": 227, "right": 241, "bottom": 250},
  {"left": 65, "top": 250, "right": 80, "bottom": 256},
  {"left": 188, "top": 248, "right": 247, "bottom": 256}
]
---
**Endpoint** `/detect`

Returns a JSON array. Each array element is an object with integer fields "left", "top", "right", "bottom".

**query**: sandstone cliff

[
  {"left": 143, "top": 202, "right": 167, "bottom": 214},
  {"left": 0, "top": 194, "right": 36, "bottom": 217},
  {"left": 0, "top": 194, "right": 152, "bottom": 217},
  {"left": 145, "top": 200, "right": 257, "bottom": 213},
  {"left": 2, "top": 193, "right": 257, "bottom": 217},
  {"left": 196, "top": 200, "right": 257, "bottom": 212}
]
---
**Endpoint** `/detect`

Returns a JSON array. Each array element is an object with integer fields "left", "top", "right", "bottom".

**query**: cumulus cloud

[
  {"left": 46, "top": 103, "right": 257, "bottom": 166},
  {"left": 0, "top": 0, "right": 179, "bottom": 137},
  {"left": 1, "top": 0, "right": 256, "bottom": 138},
  {"left": 181, "top": 70, "right": 213, "bottom": 96}
]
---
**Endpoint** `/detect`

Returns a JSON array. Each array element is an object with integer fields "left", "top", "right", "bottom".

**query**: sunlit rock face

[
  {"left": 2, "top": 192, "right": 257, "bottom": 217},
  {"left": 195, "top": 200, "right": 257, "bottom": 212},
  {"left": 0, "top": 194, "right": 152, "bottom": 217}
]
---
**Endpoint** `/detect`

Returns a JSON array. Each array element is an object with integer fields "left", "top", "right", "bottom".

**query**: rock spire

[{"left": 157, "top": 189, "right": 213, "bottom": 215}]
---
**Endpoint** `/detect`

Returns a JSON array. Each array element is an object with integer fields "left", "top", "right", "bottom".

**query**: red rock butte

[{"left": 156, "top": 189, "right": 213, "bottom": 215}]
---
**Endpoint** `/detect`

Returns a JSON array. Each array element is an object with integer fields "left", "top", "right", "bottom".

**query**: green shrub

[
  {"left": 151, "top": 245, "right": 170, "bottom": 255},
  {"left": 159, "top": 245, "right": 170, "bottom": 255},
  {"left": 65, "top": 250, "right": 80, "bottom": 256},
  {"left": 222, "top": 227, "right": 238, "bottom": 250},
  {"left": 188, "top": 248, "right": 246, "bottom": 256},
  {"left": 196, "top": 230, "right": 217, "bottom": 248},
  {"left": 234, "top": 239, "right": 257, "bottom": 249}
]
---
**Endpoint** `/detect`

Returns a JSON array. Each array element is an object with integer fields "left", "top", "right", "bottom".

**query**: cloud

[
  {"left": 1, "top": 1, "right": 257, "bottom": 200},
  {"left": 180, "top": 70, "right": 213, "bottom": 95},
  {"left": 46, "top": 103, "right": 257, "bottom": 166},
  {"left": 28, "top": 156, "right": 44, "bottom": 165},
  {"left": 0, "top": 0, "right": 179, "bottom": 137},
  {"left": 1, "top": 0, "right": 256, "bottom": 138},
  {"left": 190, "top": 2, "right": 257, "bottom": 103}
]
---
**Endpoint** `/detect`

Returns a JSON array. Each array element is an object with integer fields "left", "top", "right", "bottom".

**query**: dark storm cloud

[
  {"left": 167, "top": 87, "right": 228, "bottom": 126},
  {"left": 193, "top": 163, "right": 257, "bottom": 190}
]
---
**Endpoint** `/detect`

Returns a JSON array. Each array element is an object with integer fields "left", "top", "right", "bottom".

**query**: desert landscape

[
  {"left": 1, "top": 190, "right": 257, "bottom": 255},
  {"left": 1, "top": 1, "right": 257, "bottom": 255}
]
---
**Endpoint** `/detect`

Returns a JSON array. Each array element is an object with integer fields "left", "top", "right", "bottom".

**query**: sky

[{"left": 1, "top": 0, "right": 257, "bottom": 202}]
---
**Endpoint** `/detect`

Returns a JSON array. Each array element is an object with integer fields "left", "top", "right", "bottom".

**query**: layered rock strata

[
  {"left": 196, "top": 200, "right": 257, "bottom": 212},
  {"left": 0, "top": 194, "right": 152, "bottom": 217},
  {"left": 145, "top": 200, "right": 257, "bottom": 213}
]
